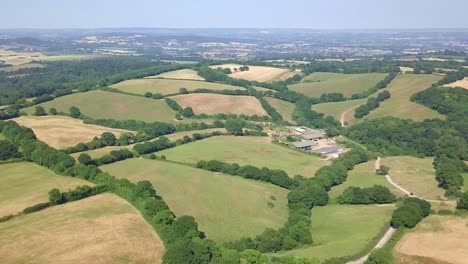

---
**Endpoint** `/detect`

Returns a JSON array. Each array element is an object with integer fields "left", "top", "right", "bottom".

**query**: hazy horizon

[{"left": 2, "top": 0, "right": 468, "bottom": 29}]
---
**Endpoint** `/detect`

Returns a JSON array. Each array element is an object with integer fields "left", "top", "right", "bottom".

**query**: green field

[
  {"left": 101, "top": 159, "right": 289, "bottom": 243},
  {"left": 24, "top": 90, "right": 177, "bottom": 123},
  {"left": 158, "top": 136, "right": 329, "bottom": 177},
  {"left": 0, "top": 162, "right": 90, "bottom": 216},
  {"left": 289, "top": 72, "right": 387, "bottom": 97},
  {"left": 278, "top": 204, "right": 393, "bottom": 260},
  {"left": 0, "top": 63, "right": 44, "bottom": 72},
  {"left": 329, "top": 160, "right": 401, "bottom": 198},
  {"left": 0, "top": 133, "right": 4, "bottom": 140},
  {"left": 312, "top": 98, "right": 367, "bottom": 125},
  {"left": 381, "top": 156, "right": 445, "bottom": 200},
  {"left": 363, "top": 74, "right": 445, "bottom": 121},
  {"left": 111, "top": 78, "right": 243, "bottom": 96},
  {"left": 463, "top": 173, "right": 468, "bottom": 192},
  {"left": 265, "top": 97, "right": 296, "bottom": 123},
  {"left": 0, "top": 193, "right": 164, "bottom": 264}
]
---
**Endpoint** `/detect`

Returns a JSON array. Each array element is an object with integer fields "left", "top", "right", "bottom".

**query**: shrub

[{"left": 22, "top": 202, "right": 50, "bottom": 214}]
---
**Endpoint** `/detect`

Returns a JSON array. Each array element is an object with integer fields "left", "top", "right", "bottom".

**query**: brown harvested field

[
  {"left": 443, "top": 77, "right": 468, "bottom": 89},
  {"left": 395, "top": 215, "right": 468, "bottom": 264},
  {"left": 171, "top": 93, "right": 268, "bottom": 116},
  {"left": 0, "top": 193, "right": 164, "bottom": 264},
  {"left": 147, "top": 69, "right": 204, "bottom": 80},
  {"left": 399, "top": 66, "right": 414, "bottom": 73},
  {"left": 211, "top": 64, "right": 293, "bottom": 82},
  {"left": 71, "top": 128, "right": 226, "bottom": 159},
  {"left": 13, "top": 116, "right": 133, "bottom": 149}
]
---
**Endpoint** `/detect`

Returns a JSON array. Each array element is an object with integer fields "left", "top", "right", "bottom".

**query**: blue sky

[{"left": 2, "top": 0, "right": 468, "bottom": 29}]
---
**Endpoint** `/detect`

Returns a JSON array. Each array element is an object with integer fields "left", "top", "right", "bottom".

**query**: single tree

[
  {"left": 49, "top": 108, "right": 57, "bottom": 115},
  {"left": 69, "top": 106, "right": 81, "bottom": 118},
  {"left": 34, "top": 106, "right": 47, "bottom": 116}
]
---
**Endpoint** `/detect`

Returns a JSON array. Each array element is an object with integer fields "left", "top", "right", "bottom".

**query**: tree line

[{"left": 354, "top": 91, "right": 391, "bottom": 118}]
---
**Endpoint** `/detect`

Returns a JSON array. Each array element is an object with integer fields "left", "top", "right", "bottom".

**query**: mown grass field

[
  {"left": 111, "top": 78, "right": 243, "bottom": 96},
  {"left": 25, "top": 90, "right": 178, "bottom": 123},
  {"left": 13, "top": 116, "right": 133, "bottom": 149},
  {"left": 265, "top": 97, "right": 296, "bottom": 123},
  {"left": 211, "top": 64, "right": 293, "bottom": 82},
  {"left": 363, "top": 74, "right": 445, "bottom": 121},
  {"left": 289, "top": 72, "right": 387, "bottom": 97},
  {"left": 171, "top": 93, "right": 268, "bottom": 116},
  {"left": 278, "top": 204, "right": 393, "bottom": 260},
  {"left": 395, "top": 215, "right": 468, "bottom": 264},
  {"left": 101, "top": 159, "right": 289, "bottom": 243},
  {"left": 463, "top": 173, "right": 468, "bottom": 191},
  {"left": 0, "top": 162, "right": 91, "bottom": 216},
  {"left": 328, "top": 160, "right": 401, "bottom": 198},
  {"left": 147, "top": 69, "right": 205, "bottom": 80},
  {"left": 70, "top": 128, "right": 226, "bottom": 159},
  {"left": 0, "top": 193, "right": 164, "bottom": 264},
  {"left": 158, "top": 136, "right": 329, "bottom": 177},
  {"left": 381, "top": 156, "right": 445, "bottom": 200},
  {"left": 311, "top": 98, "right": 367, "bottom": 125}
]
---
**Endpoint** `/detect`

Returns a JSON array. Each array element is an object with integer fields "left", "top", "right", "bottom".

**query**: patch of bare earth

[
  {"left": 171, "top": 93, "right": 267, "bottom": 116},
  {"left": 0, "top": 194, "right": 164, "bottom": 264},
  {"left": 13, "top": 116, "right": 133, "bottom": 149},
  {"left": 395, "top": 215, "right": 468, "bottom": 264},
  {"left": 443, "top": 78, "right": 468, "bottom": 89}
]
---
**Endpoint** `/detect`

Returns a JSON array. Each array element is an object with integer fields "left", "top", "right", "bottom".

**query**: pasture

[
  {"left": 171, "top": 93, "right": 268, "bottom": 116},
  {"left": 211, "top": 64, "right": 293, "bottom": 82},
  {"left": 71, "top": 128, "right": 226, "bottom": 159},
  {"left": 265, "top": 97, "right": 296, "bottom": 123},
  {"left": 14, "top": 116, "right": 132, "bottom": 149},
  {"left": 463, "top": 173, "right": 468, "bottom": 191},
  {"left": 0, "top": 162, "right": 90, "bottom": 216},
  {"left": 363, "top": 74, "right": 444, "bottom": 121},
  {"left": 111, "top": 78, "right": 243, "bottom": 95},
  {"left": 146, "top": 69, "right": 204, "bottom": 80},
  {"left": 381, "top": 156, "right": 445, "bottom": 200},
  {"left": 0, "top": 193, "right": 164, "bottom": 264},
  {"left": 158, "top": 136, "right": 329, "bottom": 177},
  {"left": 288, "top": 72, "right": 387, "bottom": 97},
  {"left": 24, "top": 90, "right": 177, "bottom": 123},
  {"left": 101, "top": 159, "right": 289, "bottom": 243},
  {"left": 395, "top": 215, "right": 468, "bottom": 264},
  {"left": 328, "top": 160, "right": 400, "bottom": 198},
  {"left": 311, "top": 98, "right": 367, "bottom": 126},
  {"left": 279, "top": 204, "right": 393, "bottom": 260},
  {"left": 443, "top": 77, "right": 468, "bottom": 89}
]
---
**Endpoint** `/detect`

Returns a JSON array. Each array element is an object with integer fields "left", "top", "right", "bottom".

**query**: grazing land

[
  {"left": 278, "top": 204, "right": 393, "bottom": 260},
  {"left": 395, "top": 215, "right": 468, "bottom": 264},
  {"left": 171, "top": 93, "right": 268, "bottom": 116},
  {"left": 363, "top": 74, "right": 444, "bottom": 121},
  {"left": 146, "top": 69, "right": 205, "bottom": 80},
  {"left": 312, "top": 98, "right": 367, "bottom": 125},
  {"left": 0, "top": 193, "right": 164, "bottom": 264},
  {"left": 111, "top": 78, "right": 243, "bottom": 95},
  {"left": 24, "top": 90, "right": 177, "bottom": 123},
  {"left": 211, "top": 64, "right": 293, "bottom": 82},
  {"left": 288, "top": 72, "right": 387, "bottom": 97},
  {"left": 443, "top": 77, "right": 468, "bottom": 89},
  {"left": 158, "top": 136, "right": 329, "bottom": 177},
  {"left": 0, "top": 162, "right": 90, "bottom": 216},
  {"left": 13, "top": 116, "right": 132, "bottom": 149},
  {"left": 265, "top": 97, "right": 296, "bottom": 123},
  {"left": 328, "top": 160, "right": 400, "bottom": 198},
  {"left": 101, "top": 159, "right": 289, "bottom": 243},
  {"left": 463, "top": 173, "right": 468, "bottom": 191},
  {"left": 381, "top": 156, "right": 445, "bottom": 200},
  {"left": 71, "top": 128, "right": 226, "bottom": 159}
]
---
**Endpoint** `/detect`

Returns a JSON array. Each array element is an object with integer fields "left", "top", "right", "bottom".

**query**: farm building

[
  {"left": 302, "top": 131, "right": 323, "bottom": 141},
  {"left": 311, "top": 146, "right": 343, "bottom": 155},
  {"left": 291, "top": 140, "right": 317, "bottom": 151}
]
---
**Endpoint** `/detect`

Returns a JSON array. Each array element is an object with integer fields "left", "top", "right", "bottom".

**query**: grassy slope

[
  {"left": 111, "top": 78, "right": 243, "bottom": 95},
  {"left": 363, "top": 74, "right": 444, "bottom": 121},
  {"left": 289, "top": 72, "right": 387, "bottom": 97},
  {"left": 158, "top": 136, "right": 329, "bottom": 177},
  {"left": 328, "top": 160, "right": 401, "bottom": 198},
  {"left": 312, "top": 98, "right": 367, "bottom": 125},
  {"left": 0, "top": 193, "right": 164, "bottom": 264},
  {"left": 265, "top": 97, "right": 296, "bottom": 123},
  {"left": 24, "top": 90, "right": 177, "bottom": 123},
  {"left": 463, "top": 173, "right": 468, "bottom": 192},
  {"left": 101, "top": 159, "right": 289, "bottom": 243},
  {"left": 0, "top": 162, "right": 91, "bottom": 216},
  {"left": 279, "top": 204, "right": 393, "bottom": 260},
  {"left": 148, "top": 69, "right": 205, "bottom": 80},
  {"left": 381, "top": 156, "right": 445, "bottom": 200}
]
